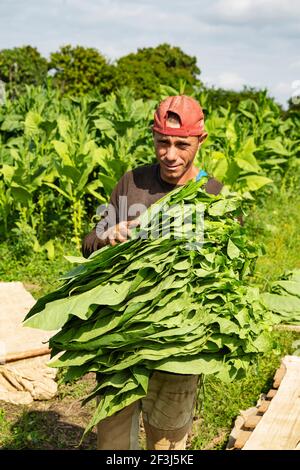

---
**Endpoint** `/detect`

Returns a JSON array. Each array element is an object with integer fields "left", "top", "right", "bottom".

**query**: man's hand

[{"left": 100, "top": 219, "right": 140, "bottom": 246}]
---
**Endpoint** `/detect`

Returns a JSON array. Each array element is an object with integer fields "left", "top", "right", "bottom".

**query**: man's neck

[{"left": 159, "top": 164, "right": 199, "bottom": 186}]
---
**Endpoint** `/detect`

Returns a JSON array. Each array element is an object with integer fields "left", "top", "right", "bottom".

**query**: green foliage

[
  {"left": 0, "top": 46, "right": 48, "bottom": 96},
  {"left": 201, "top": 86, "right": 280, "bottom": 114},
  {"left": 114, "top": 44, "right": 201, "bottom": 99},
  {"left": 286, "top": 96, "right": 300, "bottom": 119},
  {"left": 245, "top": 185, "right": 300, "bottom": 290},
  {"left": 0, "top": 86, "right": 156, "bottom": 244},
  {"left": 0, "top": 86, "right": 70, "bottom": 242},
  {"left": 91, "top": 87, "right": 156, "bottom": 192},
  {"left": 260, "top": 268, "right": 300, "bottom": 324},
  {"left": 0, "top": 240, "right": 78, "bottom": 298},
  {"left": 0, "top": 84, "right": 299, "bottom": 250},
  {"left": 197, "top": 89, "right": 300, "bottom": 199},
  {"left": 49, "top": 45, "right": 114, "bottom": 96}
]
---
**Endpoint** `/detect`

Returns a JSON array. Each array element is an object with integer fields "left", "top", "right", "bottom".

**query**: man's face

[{"left": 153, "top": 131, "right": 203, "bottom": 183}]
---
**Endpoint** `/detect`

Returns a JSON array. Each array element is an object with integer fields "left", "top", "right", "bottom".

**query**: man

[{"left": 82, "top": 95, "right": 223, "bottom": 450}]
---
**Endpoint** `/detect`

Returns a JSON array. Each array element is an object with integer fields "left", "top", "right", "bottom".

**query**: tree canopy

[
  {"left": 0, "top": 46, "right": 48, "bottom": 95},
  {"left": 201, "top": 86, "right": 281, "bottom": 114},
  {"left": 49, "top": 45, "right": 114, "bottom": 96},
  {"left": 0, "top": 43, "right": 293, "bottom": 112},
  {"left": 113, "top": 43, "right": 201, "bottom": 99}
]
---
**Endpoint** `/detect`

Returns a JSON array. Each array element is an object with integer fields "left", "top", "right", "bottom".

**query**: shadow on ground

[{"left": 1, "top": 407, "right": 97, "bottom": 449}]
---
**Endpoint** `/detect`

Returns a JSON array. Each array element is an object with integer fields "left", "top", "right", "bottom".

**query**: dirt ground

[{"left": 0, "top": 374, "right": 98, "bottom": 449}]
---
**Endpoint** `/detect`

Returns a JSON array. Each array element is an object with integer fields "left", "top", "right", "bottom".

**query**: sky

[{"left": 0, "top": 0, "right": 299, "bottom": 107}]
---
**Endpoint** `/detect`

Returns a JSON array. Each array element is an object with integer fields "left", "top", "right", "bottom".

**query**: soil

[{"left": 0, "top": 374, "right": 97, "bottom": 449}]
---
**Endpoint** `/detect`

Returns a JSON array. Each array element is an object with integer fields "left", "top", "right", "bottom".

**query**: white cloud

[
  {"left": 215, "top": 72, "right": 246, "bottom": 89},
  {"left": 289, "top": 60, "right": 300, "bottom": 70},
  {"left": 274, "top": 81, "right": 293, "bottom": 95},
  {"left": 212, "top": 0, "right": 300, "bottom": 23}
]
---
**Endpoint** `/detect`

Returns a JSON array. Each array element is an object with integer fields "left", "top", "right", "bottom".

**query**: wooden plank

[
  {"left": 257, "top": 400, "right": 271, "bottom": 414},
  {"left": 234, "top": 430, "right": 252, "bottom": 449},
  {"left": 243, "top": 415, "right": 262, "bottom": 430},
  {"left": 0, "top": 347, "right": 51, "bottom": 364},
  {"left": 243, "top": 356, "right": 300, "bottom": 450},
  {"left": 274, "top": 325, "right": 300, "bottom": 333},
  {"left": 0, "top": 282, "right": 54, "bottom": 354},
  {"left": 266, "top": 389, "right": 277, "bottom": 399},
  {"left": 273, "top": 363, "right": 286, "bottom": 388}
]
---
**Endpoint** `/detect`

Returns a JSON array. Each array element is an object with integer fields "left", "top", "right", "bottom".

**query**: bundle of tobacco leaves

[{"left": 24, "top": 178, "right": 272, "bottom": 433}]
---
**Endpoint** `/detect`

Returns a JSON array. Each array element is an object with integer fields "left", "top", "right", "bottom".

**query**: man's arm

[
  {"left": 82, "top": 178, "right": 121, "bottom": 258},
  {"left": 82, "top": 173, "right": 139, "bottom": 258},
  {"left": 81, "top": 226, "right": 104, "bottom": 258},
  {"left": 81, "top": 172, "right": 121, "bottom": 258},
  {"left": 81, "top": 219, "right": 139, "bottom": 258}
]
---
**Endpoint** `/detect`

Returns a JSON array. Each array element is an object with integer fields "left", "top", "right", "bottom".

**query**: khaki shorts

[{"left": 97, "top": 371, "right": 200, "bottom": 450}]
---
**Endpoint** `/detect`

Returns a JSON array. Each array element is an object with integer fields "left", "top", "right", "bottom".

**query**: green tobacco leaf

[
  {"left": 210, "top": 151, "right": 228, "bottom": 181},
  {"left": 261, "top": 293, "right": 300, "bottom": 314},
  {"left": 227, "top": 239, "right": 241, "bottom": 259},
  {"left": 0, "top": 164, "right": 15, "bottom": 182},
  {"left": 52, "top": 140, "right": 73, "bottom": 166},
  {"left": 57, "top": 117, "right": 70, "bottom": 140},
  {"left": 265, "top": 140, "right": 290, "bottom": 156},
  {"left": 24, "top": 111, "right": 42, "bottom": 136},
  {"left": 239, "top": 175, "right": 273, "bottom": 191},
  {"left": 276, "top": 281, "right": 300, "bottom": 298},
  {"left": 24, "top": 280, "right": 133, "bottom": 330},
  {"left": 43, "top": 240, "right": 55, "bottom": 260},
  {"left": 235, "top": 137, "right": 260, "bottom": 173},
  {"left": 11, "top": 184, "right": 32, "bottom": 204},
  {"left": 208, "top": 199, "right": 238, "bottom": 216}
]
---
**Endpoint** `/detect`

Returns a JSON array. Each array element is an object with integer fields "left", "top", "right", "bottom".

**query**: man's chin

[
  {"left": 161, "top": 167, "right": 183, "bottom": 179},
  {"left": 161, "top": 172, "right": 181, "bottom": 183}
]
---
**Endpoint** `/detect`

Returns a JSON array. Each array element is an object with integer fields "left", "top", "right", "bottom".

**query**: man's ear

[{"left": 198, "top": 132, "right": 208, "bottom": 147}]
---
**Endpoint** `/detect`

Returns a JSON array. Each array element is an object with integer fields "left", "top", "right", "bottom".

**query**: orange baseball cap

[{"left": 152, "top": 95, "right": 205, "bottom": 137}]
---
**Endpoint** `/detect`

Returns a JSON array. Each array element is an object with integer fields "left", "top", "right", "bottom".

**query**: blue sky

[{"left": 0, "top": 0, "right": 299, "bottom": 107}]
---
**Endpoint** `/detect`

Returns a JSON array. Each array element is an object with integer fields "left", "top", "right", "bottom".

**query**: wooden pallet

[{"left": 230, "top": 355, "right": 300, "bottom": 450}]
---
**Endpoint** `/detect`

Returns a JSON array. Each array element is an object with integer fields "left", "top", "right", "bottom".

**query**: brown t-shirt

[{"left": 82, "top": 163, "right": 223, "bottom": 258}]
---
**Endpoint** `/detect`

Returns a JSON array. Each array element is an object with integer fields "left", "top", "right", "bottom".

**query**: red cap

[{"left": 152, "top": 95, "right": 205, "bottom": 137}]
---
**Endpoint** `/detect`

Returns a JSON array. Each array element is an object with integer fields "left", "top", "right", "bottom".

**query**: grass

[
  {"left": 0, "top": 181, "right": 300, "bottom": 449},
  {"left": 0, "top": 240, "right": 79, "bottom": 298},
  {"left": 245, "top": 183, "right": 300, "bottom": 290}
]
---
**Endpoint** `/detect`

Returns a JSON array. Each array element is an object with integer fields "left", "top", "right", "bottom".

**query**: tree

[
  {"left": 0, "top": 46, "right": 48, "bottom": 96},
  {"left": 49, "top": 45, "right": 115, "bottom": 96},
  {"left": 200, "top": 86, "right": 281, "bottom": 114},
  {"left": 113, "top": 43, "right": 201, "bottom": 99}
]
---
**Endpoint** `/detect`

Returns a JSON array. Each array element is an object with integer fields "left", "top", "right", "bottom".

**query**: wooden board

[
  {"left": 0, "top": 282, "right": 54, "bottom": 355},
  {"left": 274, "top": 325, "right": 300, "bottom": 333},
  {"left": 242, "top": 355, "right": 300, "bottom": 450}
]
